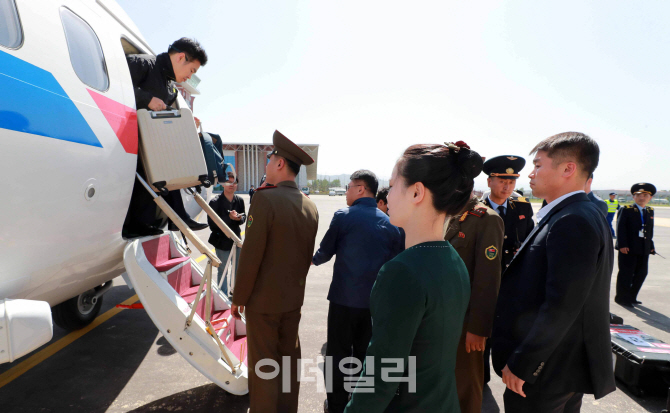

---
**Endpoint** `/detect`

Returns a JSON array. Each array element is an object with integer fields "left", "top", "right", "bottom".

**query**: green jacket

[{"left": 345, "top": 241, "right": 470, "bottom": 413}]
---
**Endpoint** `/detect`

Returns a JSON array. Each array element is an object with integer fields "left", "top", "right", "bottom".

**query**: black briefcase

[{"left": 611, "top": 325, "right": 670, "bottom": 397}]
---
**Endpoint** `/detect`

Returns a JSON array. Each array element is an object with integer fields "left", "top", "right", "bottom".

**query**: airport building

[
  {"left": 176, "top": 77, "right": 319, "bottom": 191},
  {"left": 219, "top": 142, "right": 319, "bottom": 191}
]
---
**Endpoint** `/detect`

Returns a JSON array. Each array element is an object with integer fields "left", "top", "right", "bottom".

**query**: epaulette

[
  {"left": 256, "top": 185, "right": 277, "bottom": 191},
  {"left": 470, "top": 206, "right": 488, "bottom": 217},
  {"left": 460, "top": 206, "right": 487, "bottom": 221},
  {"left": 625, "top": 204, "right": 634, "bottom": 209},
  {"left": 511, "top": 197, "right": 529, "bottom": 203},
  {"left": 648, "top": 206, "right": 654, "bottom": 211}
]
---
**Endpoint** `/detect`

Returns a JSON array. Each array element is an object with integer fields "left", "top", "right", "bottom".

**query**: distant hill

[
  {"left": 592, "top": 190, "right": 669, "bottom": 202},
  {"left": 316, "top": 174, "right": 390, "bottom": 189}
]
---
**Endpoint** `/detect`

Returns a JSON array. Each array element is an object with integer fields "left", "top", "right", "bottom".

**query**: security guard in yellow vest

[
  {"left": 605, "top": 192, "right": 620, "bottom": 238},
  {"left": 232, "top": 131, "right": 319, "bottom": 413}
]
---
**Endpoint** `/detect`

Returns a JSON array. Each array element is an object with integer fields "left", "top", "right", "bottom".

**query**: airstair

[{"left": 123, "top": 106, "right": 248, "bottom": 394}]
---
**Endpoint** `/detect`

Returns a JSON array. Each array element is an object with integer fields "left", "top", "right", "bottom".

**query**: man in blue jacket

[{"left": 313, "top": 170, "right": 404, "bottom": 413}]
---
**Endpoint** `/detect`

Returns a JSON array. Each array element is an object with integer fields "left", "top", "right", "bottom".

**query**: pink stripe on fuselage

[{"left": 87, "top": 89, "right": 138, "bottom": 154}]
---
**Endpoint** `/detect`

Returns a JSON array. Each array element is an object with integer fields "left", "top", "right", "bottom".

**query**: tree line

[{"left": 308, "top": 179, "right": 342, "bottom": 193}]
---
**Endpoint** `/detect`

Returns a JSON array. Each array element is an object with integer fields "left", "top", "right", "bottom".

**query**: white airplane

[{"left": 0, "top": 0, "right": 228, "bottom": 370}]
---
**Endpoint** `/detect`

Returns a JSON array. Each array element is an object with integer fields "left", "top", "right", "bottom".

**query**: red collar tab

[{"left": 256, "top": 185, "right": 277, "bottom": 191}]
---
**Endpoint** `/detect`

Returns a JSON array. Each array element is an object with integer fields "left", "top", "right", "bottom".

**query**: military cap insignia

[
  {"left": 247, "top": 215, "right": 253, "bottom": 228},
  {"left": 507, "top": 156, "right": 518, "bottom": 160},
  {"left": 485, "top": 245, "right": 498, "bottom": 260},
  {"left": 506, "top": 168, "right": 515, "bottom": 174}
]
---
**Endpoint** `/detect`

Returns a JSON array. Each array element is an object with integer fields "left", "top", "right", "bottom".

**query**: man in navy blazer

[{"left": 491, "top": 132, "right": 615, "bottom": 412}]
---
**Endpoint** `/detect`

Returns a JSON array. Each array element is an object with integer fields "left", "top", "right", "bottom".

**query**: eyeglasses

[{"left": 347, "top": 185, "right": 367, "bottom": 191}]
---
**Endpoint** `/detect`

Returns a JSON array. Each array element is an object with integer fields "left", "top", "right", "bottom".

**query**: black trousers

[
  {"left": 616, "top": 252, "right": 649, "bottom": 302},
  {"left": 325, "top": 302, "right": 372, "bottom": 413},
  {"left": 483, "top": 340, "right": 492, "bottom": 384},
  {"left": 504, "top": 389, "right": 583, "bottom": 412},
  {"left": 124, "top": 165, "right": 191, "bottom": 229}
]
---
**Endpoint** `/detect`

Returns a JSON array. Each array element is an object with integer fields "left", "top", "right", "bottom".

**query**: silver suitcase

[{"left": 137, "top": 108, "right": 209, "bottom": 194}]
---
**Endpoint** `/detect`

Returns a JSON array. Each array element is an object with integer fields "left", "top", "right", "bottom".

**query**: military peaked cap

[
  {"left": 269, "top": 130, "right": 314, "bottom": 166},
  {"left": 482, "top": 155, "right": 526, "bottom": 179},
  {"left": 631, "top": 183, "right": 656, "bottom": 196}
]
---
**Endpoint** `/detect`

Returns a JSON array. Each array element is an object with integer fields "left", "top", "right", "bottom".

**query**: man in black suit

[{"left": 491, "top": 132, "right": 616, "bottom": 412}]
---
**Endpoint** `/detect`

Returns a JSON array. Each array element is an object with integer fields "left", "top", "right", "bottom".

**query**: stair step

[
  {"left": 142, "top": 235, "right": 188, "bottom": 272},
  {"left": 155, "top": 256, "right": 189, "bottom": 272},
  {"left": 167, "top": 261, "right": 193, "bottom": 294},
  {"left": 211, "top": 310, "right": 231, "bottom": 330}
]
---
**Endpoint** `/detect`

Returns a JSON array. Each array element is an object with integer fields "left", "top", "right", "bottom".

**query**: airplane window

[
  {"left": 60, "top": 7, "right": 109, "bottom": 91},
  {"left": 0, "top": 0, "right": 22, "bottom": 49}
]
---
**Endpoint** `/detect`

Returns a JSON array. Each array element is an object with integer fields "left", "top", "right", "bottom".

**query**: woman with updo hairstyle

[{"left": 345, "top": 142, "right": 482, "bottom": 413}]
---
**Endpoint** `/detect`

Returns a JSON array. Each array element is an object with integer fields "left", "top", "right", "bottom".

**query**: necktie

[{"left": 497, "top": 205, "right": 506, "bottom": 220}]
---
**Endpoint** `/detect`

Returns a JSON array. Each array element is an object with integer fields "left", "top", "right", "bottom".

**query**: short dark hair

[
  {"left": 396, "top": 144, "right": 482, "bottom": 216},
  {"left": 376, "top": 187, "right": 389, "bottom": 204},
  {"left": 282, "top": 156, "right": 300, "bottom": 176},
  {"left": 350, "top": 170, "right": 378, "bottom": 196},
  {"left": 530, "top": 132, "right": 599, "bottom": 178},
  {"left": 168, "top": 38, "right": 208, "bottom": 66}
]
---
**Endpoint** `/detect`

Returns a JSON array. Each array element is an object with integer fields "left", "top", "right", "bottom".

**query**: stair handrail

[
  {"left": 185, "top": 260, "right": 237, "bottom": 372},
  {"left": 187, "top": 188, "right": 243, "bottom": 248},
  {"left": 136, "top": 173, "right": 221, "bottom": 267}
]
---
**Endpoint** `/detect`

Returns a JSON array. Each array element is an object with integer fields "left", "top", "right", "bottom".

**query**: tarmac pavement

[{"left": 0, "top": 194, "right": 669, "bottom": 412}]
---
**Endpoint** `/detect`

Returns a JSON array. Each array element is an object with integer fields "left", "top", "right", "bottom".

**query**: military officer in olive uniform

[
  {"left": 445, "top": 197, "right": 504, "bottom": 413},
  {"left": 614, "top": 183, "right": 656, "bottom": 307},
  {"left": 231, "top": 131, "right": 319, "bottom": 413},
  {"left": 481, "top": 155, "right": 534, "bottom": 384},
  {"left": 482, "top": 155, "right": 535, "bottom": 271}
]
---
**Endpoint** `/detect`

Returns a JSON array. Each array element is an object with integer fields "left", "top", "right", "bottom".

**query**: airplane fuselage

[{"left": 0, "top": 0, "right": 201, "bottom": 307}]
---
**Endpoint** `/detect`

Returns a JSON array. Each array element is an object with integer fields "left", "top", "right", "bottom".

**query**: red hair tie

[{"left": 444, "top": 141, "right": 471, "bottom": 151}]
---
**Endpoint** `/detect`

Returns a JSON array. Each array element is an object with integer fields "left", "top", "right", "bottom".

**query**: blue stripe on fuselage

[{"left": 0, "top": 50, "right": 102, "bottom": 147}]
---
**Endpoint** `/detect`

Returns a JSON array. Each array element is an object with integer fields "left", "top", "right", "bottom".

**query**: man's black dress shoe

[
  {"left": 186, "top": 218, "right": 208, "bottom": 231},
  {"left": 634, "top": 300, "right": 642, "bottom": 305},
  {"left": 168, "top": 218, "right": 208, "bottom": 231}
]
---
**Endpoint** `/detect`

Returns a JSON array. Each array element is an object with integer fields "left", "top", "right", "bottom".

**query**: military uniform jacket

[
  {"left": 484, "top": 197, "right": 534, "bottom": 269},
  {"left": 233, "top": 181, "right": 319, "bottom": 313},
  {"left": 616, "top": 205, "right": 655, "bottom": 255},
  {"left": 445, "top": 199, "right": 504, "bottom": 337}
]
